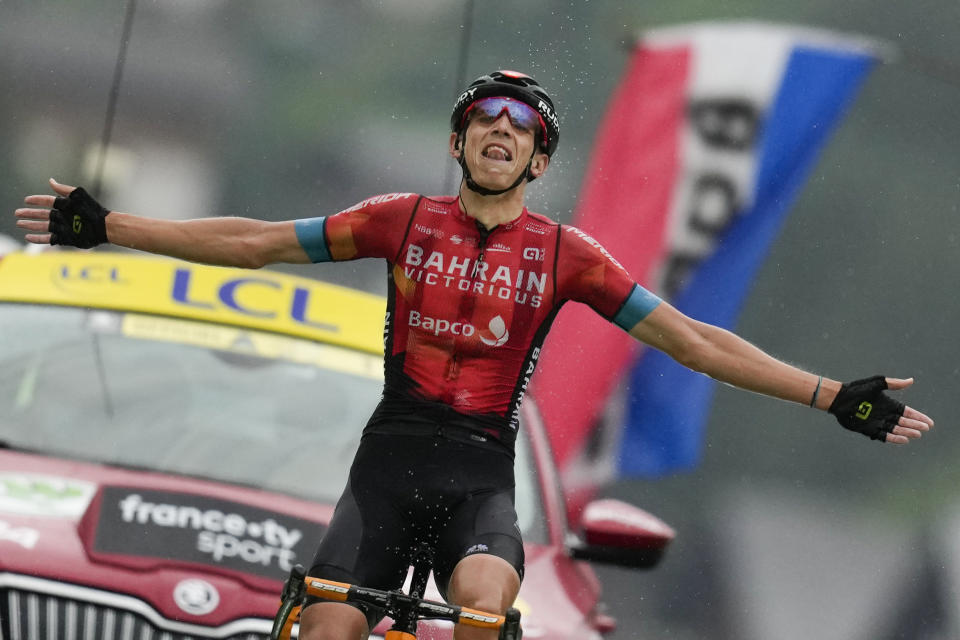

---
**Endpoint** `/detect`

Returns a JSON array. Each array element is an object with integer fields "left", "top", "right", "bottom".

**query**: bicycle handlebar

[
  {"left": 270, "top": 565, "right": 522, "bottom": 640},
  {"left": 305, "top": 577, "right": 508, "bottom": 629}
]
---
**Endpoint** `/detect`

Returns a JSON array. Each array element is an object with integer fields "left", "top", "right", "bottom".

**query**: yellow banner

[{"left": 0, "top": 252, "right": 386, "bottom": 355}]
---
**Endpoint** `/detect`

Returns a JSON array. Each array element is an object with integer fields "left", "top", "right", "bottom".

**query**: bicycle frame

[{"left": 270, "top": 561, "right": 522, "bottom": 640}]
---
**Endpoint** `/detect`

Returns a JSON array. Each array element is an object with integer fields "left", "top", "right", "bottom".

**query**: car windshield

[{"left": 0, "top": 304, "right": 544, "bottom": 539}]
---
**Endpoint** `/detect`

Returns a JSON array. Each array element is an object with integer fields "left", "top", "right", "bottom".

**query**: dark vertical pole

[
  {"left": 91, "top": 0, "right": 137, "bottom": 199},
  {"left": 89, "top": 0, "right": 136, "bottom": 417},
  {"left": 444, "top": 0, "right": 474, "bottom": 194}
]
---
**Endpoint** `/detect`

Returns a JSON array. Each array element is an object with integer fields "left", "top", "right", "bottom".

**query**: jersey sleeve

[
  {"left": 293, "top": 192, "right": 419, "bottom": 263},
  {"left": 556, "top": 225, "right": 662, "bottom": 330}
]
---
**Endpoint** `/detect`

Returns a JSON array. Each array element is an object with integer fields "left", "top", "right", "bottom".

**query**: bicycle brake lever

[
  {"left": 499, "top": 607, "right": 522, "bottom": 640},
  {"left": 271, "top": 564, "right": 307, "bottom": 640},
  {"left": 282, "top": 564, "right": 307, "bottom": 600}
]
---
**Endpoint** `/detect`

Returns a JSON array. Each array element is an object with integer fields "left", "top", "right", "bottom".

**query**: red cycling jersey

[{"left": 294, "top": 194, "right": 659, "bottom": 446}]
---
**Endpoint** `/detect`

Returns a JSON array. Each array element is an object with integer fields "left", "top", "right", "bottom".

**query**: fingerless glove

[
  {"left": 828, "top": 375, "right": 904, "bottom": 442},
  {"left": 49, "top": 187, "right": 110, "bottom": 248}
]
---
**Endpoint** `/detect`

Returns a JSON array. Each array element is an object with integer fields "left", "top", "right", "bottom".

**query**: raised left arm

[{"left": 627, "top": 300, "right": 934, "bottom": 444}]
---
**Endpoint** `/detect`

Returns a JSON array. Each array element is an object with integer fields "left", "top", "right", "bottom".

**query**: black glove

[
  {"left": 49, "top": 187, "right": 110, "bottom": 248},
  {"left": 828, "top": 375, "right": 905, "bottom": 442}
]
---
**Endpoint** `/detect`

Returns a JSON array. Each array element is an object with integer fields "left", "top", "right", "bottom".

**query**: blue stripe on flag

[{"left": 618, "top": 47, "right": 876, "bottom": 477}]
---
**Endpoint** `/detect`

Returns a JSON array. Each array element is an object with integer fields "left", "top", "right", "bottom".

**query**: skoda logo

[{"left": 173, "top": 578, "right": 220, "bottom": 616}]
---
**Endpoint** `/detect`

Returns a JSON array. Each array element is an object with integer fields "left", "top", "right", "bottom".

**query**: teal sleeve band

[
  {"left": 294, "top": 217, "right": 332, "bottom": 263},
  {"left": 613, "top": 283, "right": 663, "bottom": 330}
]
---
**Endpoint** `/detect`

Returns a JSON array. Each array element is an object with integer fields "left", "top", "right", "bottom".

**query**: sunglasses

[{"left": 462, "top": 97, "right": 548, "bottom": 147}]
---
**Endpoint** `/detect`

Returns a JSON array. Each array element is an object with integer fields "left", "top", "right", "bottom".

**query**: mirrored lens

[{"left": 469, "top": 97, "right": 541, "bottom": 133}]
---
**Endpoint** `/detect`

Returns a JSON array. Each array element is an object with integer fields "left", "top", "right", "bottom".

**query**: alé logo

[{"left": 408, "top": 311, "right": 509, "bottom": 347}]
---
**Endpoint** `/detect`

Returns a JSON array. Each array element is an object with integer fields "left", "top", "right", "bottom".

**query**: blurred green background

[{"left": 2, "top": 1, "right": 958, "bottom": 638}]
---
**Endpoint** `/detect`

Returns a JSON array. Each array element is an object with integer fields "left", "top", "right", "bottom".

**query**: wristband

[{"left": 809, "top": 376, "right": 823, "bottom": 408}]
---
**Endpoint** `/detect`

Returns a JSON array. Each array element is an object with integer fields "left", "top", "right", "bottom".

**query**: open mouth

[{"left": 481, "top": 144, "right": 512, "bottom": 162}]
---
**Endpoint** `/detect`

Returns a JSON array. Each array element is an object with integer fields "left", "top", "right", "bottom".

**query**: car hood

[
  {"left": 0, "top": 449, "right": 332, "bottom": 626},
  {"left": 1, "top": 450, "right": 599, "bottom": 639}
]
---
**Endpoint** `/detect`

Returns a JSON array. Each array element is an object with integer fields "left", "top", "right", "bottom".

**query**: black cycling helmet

[
  {"left": 451, "top": 70, "right": 560, "bottom": 157},
  {"left": 451, "top": 70, "right": 560, "bottom": 196}
]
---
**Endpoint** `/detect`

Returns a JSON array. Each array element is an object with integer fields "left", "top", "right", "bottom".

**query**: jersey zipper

[{"left": 444, "top": 222, "right": 491, "bottom": 383}]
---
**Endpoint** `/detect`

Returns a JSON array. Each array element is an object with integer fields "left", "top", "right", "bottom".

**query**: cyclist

[{"left": 15, "top": 70, "right": 933, "bottom": 640}]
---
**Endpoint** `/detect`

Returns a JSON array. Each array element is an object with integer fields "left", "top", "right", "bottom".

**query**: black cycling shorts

[{"left": 303, "top": 429, "right": 524, "bottom": 629}]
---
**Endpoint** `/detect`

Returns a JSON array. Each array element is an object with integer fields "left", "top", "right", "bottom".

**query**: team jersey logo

[
  {"left": 565, "top": 226, "right": 628, "bottom": 273},
  {"left": 408, "top": 311, "right": 510, "bottom": 348},
  {"left": 338, "top": 192, "right": 414, "bottom": 214},
  {"left": 479, "top": 315, "right": 510, "bottom": 347},
  {"left": 402, "top": 244, "right": 546, "bottom": 308},
  {"left": 522, "top": 247, "right": 545, "bottom": 261}
]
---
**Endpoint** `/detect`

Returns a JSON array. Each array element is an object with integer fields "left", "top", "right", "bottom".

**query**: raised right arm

[
  {"left": 16, "top": 179, "right": 311, "bottom": 268},
  {"left": 105, "top": 212, "right": 309, "bottom": 268}
]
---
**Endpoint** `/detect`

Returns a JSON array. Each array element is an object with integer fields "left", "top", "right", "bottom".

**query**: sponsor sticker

[
  {"left": 0, "top": 519, "right": 39, "bottom": 549},
  {"left": 0, "top": 473, "right": 96, "bottom": 518},
  {"left": 94, "top": 488, "right": 325, "bottom": 580}
]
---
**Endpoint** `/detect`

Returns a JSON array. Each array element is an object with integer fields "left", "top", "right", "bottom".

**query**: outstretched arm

[
  {"left": 15, "top": 179, "right": 311, "bottom": 268},
  {"left": 628, "top": 299, "right": 934, "bottom": 444}
]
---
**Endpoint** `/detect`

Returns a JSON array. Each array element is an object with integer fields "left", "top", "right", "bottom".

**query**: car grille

[{"left": 0, "top": 575, "right": 277, "bottom": 640}]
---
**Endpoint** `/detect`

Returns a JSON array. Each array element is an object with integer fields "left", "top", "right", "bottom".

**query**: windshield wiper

[{"left": 91, "top": 334, "right": 115, "bottom": 418}]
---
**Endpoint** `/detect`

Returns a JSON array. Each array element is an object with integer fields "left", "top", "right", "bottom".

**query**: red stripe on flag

[{"left": 533, "top": 44, "right": 690, "bottom": 466}]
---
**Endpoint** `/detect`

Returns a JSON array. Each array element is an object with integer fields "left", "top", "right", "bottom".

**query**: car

[{"left": 0, "top": 249, "right": 673, "bottom": 639}]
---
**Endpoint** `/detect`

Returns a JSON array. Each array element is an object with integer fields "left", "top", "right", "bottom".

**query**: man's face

[{"left": 453, "top": 103, "right": 549, "bottom": 190}]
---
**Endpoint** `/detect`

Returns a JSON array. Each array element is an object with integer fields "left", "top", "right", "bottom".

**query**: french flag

[{"left": 533, "top": 22, "right": 883, "bottom": 481}]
